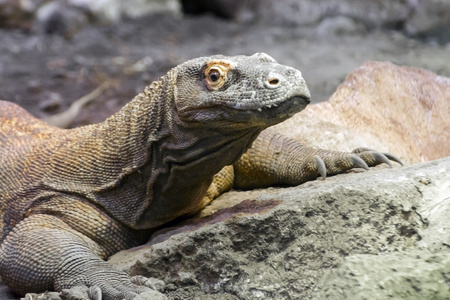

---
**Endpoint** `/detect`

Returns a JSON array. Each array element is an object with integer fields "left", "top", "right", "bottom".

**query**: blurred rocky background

[{"left": 0, "top": 0, "right": 449, "bottom": 126}]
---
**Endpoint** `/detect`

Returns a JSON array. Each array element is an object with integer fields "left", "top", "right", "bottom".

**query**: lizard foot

[
  {"left": 23, "top": 278, "right": 166, "bottom": 300},
  {"left": 57, "top": 274, "right": 165, "bottom": 300},
  {"left": 351, "top": 147, "right": 403, "bottom": 167},
  {"left": 314, "top": 148, "right": 403, "bottom": 180}
]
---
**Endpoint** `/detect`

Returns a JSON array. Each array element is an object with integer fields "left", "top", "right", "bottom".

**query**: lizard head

[{"left": 173, "top": 53, "right": 311, "bottom": 128}]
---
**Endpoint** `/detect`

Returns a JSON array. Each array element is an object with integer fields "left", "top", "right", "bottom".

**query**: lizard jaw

[
  {"left": 252, "top": 95, "right": 311, "bottom": 125},
  {"left": 257, "top": 95, "right": 311, "bottom": 112},
  {"left": 178, "top": 94, "right": 310, "bottom": 126}
]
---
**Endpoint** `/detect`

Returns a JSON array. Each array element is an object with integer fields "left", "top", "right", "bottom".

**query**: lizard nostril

[
  {"left": 268, "top": 78, "right": 279, "bottom": 85},
  {"left": 264, "top": 72, "right": 282, "bottom": 89}
]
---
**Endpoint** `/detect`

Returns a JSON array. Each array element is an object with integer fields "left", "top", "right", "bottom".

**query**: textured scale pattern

[{"left": 0, "top": 53, "right": 399, "bottom": 299}]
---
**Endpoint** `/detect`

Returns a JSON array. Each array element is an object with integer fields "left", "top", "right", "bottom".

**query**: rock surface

[
  {"left": 181, "top": 0, "right": 413, "bottom": 28},
  {"left": 181, "top": 0, "right": 450, "bottom": 43},
  {"left": 3, "top": 0, "right": 450, "bottom": 43},
  {"left": 107, "top": 157, "right": 449, "bottom": 299},
  {"left": 405, "top": 0, "right": 450, "bottom": 44},
  {"left": 313, "top": 250, "right": 450, "bottom": 299},
  {"left": 274, "top": 61, "right": 450, "bottom": 164},
  {"left": 66, "top": 0, "right": 181, "bottom": 23}
]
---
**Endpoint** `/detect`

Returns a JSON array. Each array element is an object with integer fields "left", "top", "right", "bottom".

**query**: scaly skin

[{"left": 0, "top": 53, "right": 400, "bottom": 299}]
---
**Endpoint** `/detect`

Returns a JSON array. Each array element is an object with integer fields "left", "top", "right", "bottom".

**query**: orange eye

[{"left": 205, "top": 65, "right": 226, "bottom": 90}]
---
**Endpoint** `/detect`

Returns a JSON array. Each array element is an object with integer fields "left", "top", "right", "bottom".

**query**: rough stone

[
  {"left": 133, "top": 290, "right": 168, "bottom": 300},
  {"left": 316, "top": 16, "right": 366, "bottom": 37},
  {"left": 3, "top": 0, "right": 450, "bottom": 44},
  {"left": 0, "top": 0, "right": 37, "bottom": 29},
  {"left": 274, "top": 61, "right": 450, "bottom": 164},
  {"left": 259, "top": 0, "right": 414, "bottom": 28},
  {"left": 108, "top": 157, "right": 450, "bottom": 299},
  {"left": 34, "top": 0, "right": 87, "bottom": 37},
  {"left": 0, "top": 0, "right": 181, "bottom": 32},
  {"left": 67, "top": 0, "right": 181, "bottom": 23},
  {"left": 312, "top": 157, "right": 450, "bottom": 299},
  {"left": 405, "top": 0, "right": 450, "bottom": 44},
  {"left": 180, "top": 0, "right": 450, "bottom": 43},
  {"left": 312, "top": 250, "right": 450, "bottom": 300},
  {"left": 182, "top": 0, "right": 416, "bottom": 28}
]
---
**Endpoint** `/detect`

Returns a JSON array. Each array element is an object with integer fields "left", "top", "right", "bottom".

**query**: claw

[
  {"left": 352, "top": 147, "right": 374, "bottom": 154},
  {"left": 131, "top": 275, "right": 148, "bottom": 286},
  {"left": 61, "top": 286, "right": 90, "bottom": 299},
  {"left": 88, "top": 286, "right": 102, "bottom": 300},
  {"left": 349, "top": 155, "right": 369, "bottom": 170},
  {"left": 314, "top": 156, "right": 327, "bottom": 179},
  {"left": 131, "top": 275, "right": 166, "bottom": 292},
  {"left": 383, "top": 152, "right": 403, "bottom": 166},
  {"left": 372, "top": 151, "right": 392, "bottom": 168},
  {"left": 353, "top": 148, "right": 403, "bottom": 167}
]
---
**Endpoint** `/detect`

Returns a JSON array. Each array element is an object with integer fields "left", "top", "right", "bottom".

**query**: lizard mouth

[
  {"left": 256, "top": 95, "right": 310, "bottom": 112},
  {"left": 252, "top": 95, "right": 310, "bottom": 124},
  {"left": 178, "top": 95, "right": 310, "bottom": 125}
]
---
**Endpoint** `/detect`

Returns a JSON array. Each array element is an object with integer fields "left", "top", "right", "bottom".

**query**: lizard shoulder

[{"left": 0, "top": 100, "right": 58, "bottom": 143}]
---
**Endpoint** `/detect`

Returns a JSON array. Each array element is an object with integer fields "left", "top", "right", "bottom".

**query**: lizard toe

[
  {"left": 351, "top": 147, "right": 374, "bottom": 154},
  {"left": 314, "top": 155, "right": 327, "bottom": 179},
  {"left": 103, "top": 282, "right": 150, "bottom": 300},
  {"left": 23, "top": 294, "right": 41, "bottom": 300},
  {"left": 353, "top": 149, "right": 403, "bottom": 168},
  {"left": 348, "top": 154, "right": 370, "bottom": 170},
  {"left": 131, "top": 275, "right": 166, "bottom": 292},
  {"left": 87, "top": 286, "right": 102, "bottom": 300},
  {"left": 61, "top": 285, "right": 91, "bottom": 299},
  {"left": 61, "top": 281, "right": 157, "bottom": 300},
  {"left": 371, "top": 151, "right": 392, "bottom": 168},
  {"left": 352, "top": 148, "right": 403, "bottom": 167},
  {"left": 383, "top": 152, "right": 403, "bottom": 166}
]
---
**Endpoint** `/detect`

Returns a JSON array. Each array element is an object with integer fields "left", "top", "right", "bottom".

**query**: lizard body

[{"left": 0, "top": 53, "right": 399, "bottom": 299}]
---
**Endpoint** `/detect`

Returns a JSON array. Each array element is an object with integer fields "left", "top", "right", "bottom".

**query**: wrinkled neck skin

[
  {"left": 81, "top": 72, "right": 263, "bottom": 230},
  {"left": 147, "top": 110, "right": 263, "bottom": 225}
]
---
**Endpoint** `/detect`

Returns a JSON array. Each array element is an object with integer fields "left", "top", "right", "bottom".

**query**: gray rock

[
  {"left": 134, "top": 290, "right": 168, "bottom": 300},
  {"left": 417, "top": 163, "right": 450, "bottom": 252},
  {"left": 316, "top": 16, "right": 366, "bottom": 37},
  {"left": 109, "top": 157, "right": 450, "bottom": 299},
  {"left": 0, "top": 0, "right": 181, "bottom": 32},
  {"left": 253, "top": 0, "right": 415, "bottom": 28},
  {"left": 35, "top": 1, "right": 87, "bottom": 37},
  {"left": 67, "top": 0, "right": 181, "bottom": 23},
  {"left": 181, "top": 0, "right": 450, "bottom": 43},
  {"left": 183, "top": 0, "right": 415, "bottom": 28},
  {"left": 405, "top": 0, "right": 450, "bottom": 43},
  {"left": 312, "top": 250, "right": 450, "bottom": 300}
]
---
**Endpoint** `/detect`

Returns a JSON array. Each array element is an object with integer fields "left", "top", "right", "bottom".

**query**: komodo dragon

[{"left": 0, "top": 53, "right": 401, "bottom": 299}]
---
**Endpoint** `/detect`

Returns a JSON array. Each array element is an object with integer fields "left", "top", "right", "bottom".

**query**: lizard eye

[
  {"left": 209, "top": 69, "right": 220, "bottom": 82},
  {"left": 205, "top": 65, "right": 226, "bottom": 90}
]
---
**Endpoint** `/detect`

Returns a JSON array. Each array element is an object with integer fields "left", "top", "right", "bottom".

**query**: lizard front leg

[
  {"left": 0, "top": 198, "right": 158, "bottom": 299},
  {"left": 232, "top": 128, "right": 402, "bottom": 189}
]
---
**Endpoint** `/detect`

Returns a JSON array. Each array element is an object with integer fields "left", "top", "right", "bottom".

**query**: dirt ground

[
  {"left": 1, "top": 13, "right": 449, "bottom": 128},
  {"left": 0, "top": 11, "right": 449, "bottom": 299}
]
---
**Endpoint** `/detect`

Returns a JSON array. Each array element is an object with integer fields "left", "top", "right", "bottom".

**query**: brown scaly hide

[{"left": 274, "top": 61, "right": 450, "bottom": 164}]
